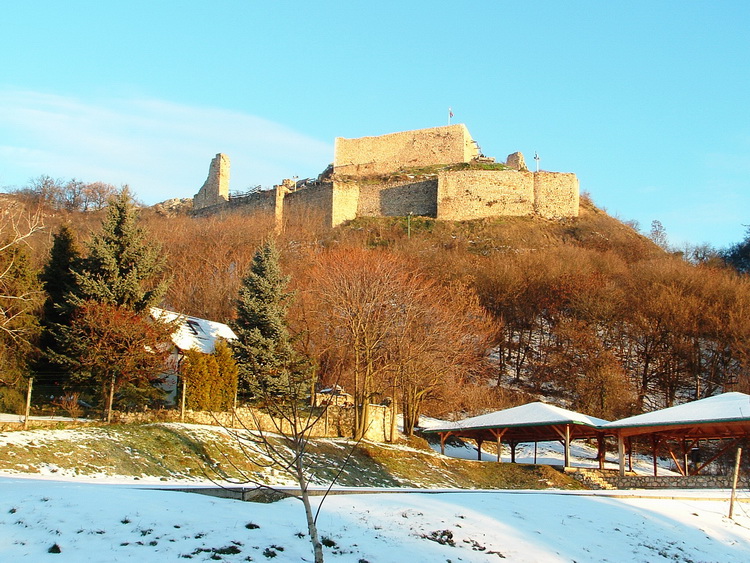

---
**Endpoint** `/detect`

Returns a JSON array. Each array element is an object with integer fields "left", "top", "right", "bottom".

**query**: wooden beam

[
  {"left": 490, "top": 428, "right": 507, "bottom": 463},
  {"left": 618, "top": 433, "right": 625, "bottom": 477}
]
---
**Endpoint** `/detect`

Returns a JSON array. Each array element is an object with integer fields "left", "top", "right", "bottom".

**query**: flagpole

[{"left": 448, "top": 107, "right": 453, "bottom": 125}]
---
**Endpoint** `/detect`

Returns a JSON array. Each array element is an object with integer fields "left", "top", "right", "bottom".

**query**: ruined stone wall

[
  {"left": 193, "top": 153, "right": 230, "bottom": 210},
  {"left": 334, "top": 124, "right": 479, "bottom": 176},
  {"left": 330, "top": 182, "right": 359, "bottom": 227},
  {"left": 534, "top": 172, "right": 579, "bottom": 218},
  {"left": 436, "top": 170, "right": 536, "bottom": 220},
  {"left": 341, "top": 178, "right": 438, "bottom": 220},
  {"left": 283, "top": 183, "right": 335, "bottom": 228},
  {"left": 229, "top": 189, "right": 277, "bottom": 217}
]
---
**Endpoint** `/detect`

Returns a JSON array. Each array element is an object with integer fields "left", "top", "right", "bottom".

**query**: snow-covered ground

[
  {"left": 3, "top": 417, "right": 749, "bottom": 561},
  {"left": 2, "top": 477, "right": 750, "bottom": 562}
]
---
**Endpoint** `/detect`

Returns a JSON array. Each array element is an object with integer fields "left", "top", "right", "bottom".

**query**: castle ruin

[{"left": 192, "top": 124, "right": 579, "bottom": 227}]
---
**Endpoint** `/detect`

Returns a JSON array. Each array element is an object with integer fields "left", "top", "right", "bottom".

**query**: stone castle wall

[
  {"left": 191, "top": 126, "right": 579, "bottom": 227},
  {"left": 193, "top": 153, "right": 230, "bottom": 210},
  {"left": 436, "top": 170, "right": 535, "bottom": 220},
  {"left": 534, "top": 172, "right": 579, "bottom": 218},
  {"left": 283, "top": 182, "right": 335, "bottom": 228},
  {"left": 344, "top": 177, "right": 438, "bottom": 218},
  {"left": 334, "top": 124, "right": 479, "bottom": 176}
]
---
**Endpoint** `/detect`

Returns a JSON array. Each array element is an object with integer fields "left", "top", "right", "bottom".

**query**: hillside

[{"left": 0, "top": 422, "right": 581, "bottom": 490}]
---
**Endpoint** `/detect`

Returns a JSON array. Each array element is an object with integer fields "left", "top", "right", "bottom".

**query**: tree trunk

[
  {"left": 23, "top": 377, "right": 33, "bottom": 430},
  {"left": 295, "top": 453, "right": 324, "bottom": 562},
  {"left": 106, "top": 374, "right": 116, "bottom": 423},
  {"left": 180, "top": 378, "right": 187, "bottom": 422}
]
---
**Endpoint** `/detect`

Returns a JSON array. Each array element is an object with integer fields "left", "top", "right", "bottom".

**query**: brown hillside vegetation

[{"left": 5, "top": 191, "right": 750, "bottom": 425}]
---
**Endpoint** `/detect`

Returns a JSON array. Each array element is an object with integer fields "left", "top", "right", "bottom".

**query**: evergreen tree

[
  {"left": 75, "top": 188, "right": 168, "bottom": 312},
  {"left": 35, "top": 225, "right": 82, "bottom": 394},
  {"left": 180, "top": 340, "right": 238, "bottom": 411},
  {"left": 230, "top": 240, "right": 307, "bottom": 401}
]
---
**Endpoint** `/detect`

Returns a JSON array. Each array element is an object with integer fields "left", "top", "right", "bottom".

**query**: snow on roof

[
  {"left": 603, "top": 392, "right": 750, "bottom": 429},
  {"left": 150, "top": 308, "right": 237, "bottom": 354},
  {"left": 425, "top": 402, "right": 609, "bottom": 433}
]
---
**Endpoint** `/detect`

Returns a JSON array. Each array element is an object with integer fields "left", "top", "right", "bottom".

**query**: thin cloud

[{"left": 0, "top": 90, "right": 332, "bottom": 202}]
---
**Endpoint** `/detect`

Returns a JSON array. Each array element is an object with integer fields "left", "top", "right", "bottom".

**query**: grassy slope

[{"left": 0, "top": 423, "right": 582, "bottom": 490}]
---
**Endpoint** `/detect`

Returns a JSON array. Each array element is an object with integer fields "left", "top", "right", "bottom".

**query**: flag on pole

[{"left": 449, "top": 107, "right": 454, "bottom": 118}]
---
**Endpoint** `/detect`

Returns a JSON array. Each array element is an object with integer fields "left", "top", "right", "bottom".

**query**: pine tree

[
  {"left": 230, "top": 240, "right": 307, "bottom": 401},
  {"left": 75, "top": 188, "right": 168, "bottom": 312}
]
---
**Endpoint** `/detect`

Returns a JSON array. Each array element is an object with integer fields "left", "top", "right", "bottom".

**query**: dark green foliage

[
  {"left": 40, "top": 225, "right": 82, "bottom": 325},
  {"left": 75, "top": 189, "right": 168, "bottom": 312},
  {"left": 35, "top": 225, "right": 82, "bottom": 393},
  {"left": 230, "top": 240, "right": 308, "bottom": 401}
]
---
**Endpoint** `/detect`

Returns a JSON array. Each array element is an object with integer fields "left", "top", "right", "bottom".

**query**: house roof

[
  {"left": 602, "top": 392, "right": 750, "bottom": 438},
  {"left": 150, "top": 307, "right": 237, "bottom": 354},
  {"left": 423, "top": 402, "right": 609, "bottom": 442}
]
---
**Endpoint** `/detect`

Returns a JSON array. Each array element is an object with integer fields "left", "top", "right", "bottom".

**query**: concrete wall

[
  {"left": 334, "top": 124, "right": 479, "bottom": 176},
  {"left": 436, "top": 169, "right": 536, "bottom": 220},
  {"left": 193, "top": 153, "right": 230, "bottom": 210},
  {"left": 534, "top": 172, "right": 579, "bottom": 218}
]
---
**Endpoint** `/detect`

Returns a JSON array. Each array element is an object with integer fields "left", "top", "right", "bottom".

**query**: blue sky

[{"left": 1, "top": 1, "right": 748, "bottom": 248}]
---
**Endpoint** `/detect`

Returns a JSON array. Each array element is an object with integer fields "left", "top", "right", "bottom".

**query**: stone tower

[{"left": 193, "top": 153, "right": 230, "bottom": 210}]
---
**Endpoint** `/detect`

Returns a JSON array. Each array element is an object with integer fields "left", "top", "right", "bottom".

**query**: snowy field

[{"left": 2, "top": 477, "right": 750, "bottom": 562}]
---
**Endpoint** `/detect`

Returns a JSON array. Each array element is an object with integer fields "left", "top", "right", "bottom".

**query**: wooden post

[
  {"left": 652, "top": 435, "right": 658, "bottom": 476},
  {"left": 729, "top": 447, "right": 742, "bottom": 520},
  {"left": 534, "top": 441, "right": 538, "bottom": 464},
  {"left": 23, "top": 377, "right": 33, "bottom": 430},
  {"left": 476, "top": 438, "right": 483, "bottom": 461},
  {"left": 510, "top": 441, "right": 517, "bottom": 464},
  {"left": 180, "top": 378, "right": 187, "bottom": 423},
  {"left": 597, "top": 434, "right": 605, "bottom": 470},
  {"left": 440, "top": 433, "right": 446, "bottom": 455},
  {"left": 627, "top": 438, "right": 633, "bottom": 472},
  {"left": 618, "top": 433, "right": 626, "bottom": 477},
  {"left": 496, "top": 433, "right": 502, "bottom": 463},
  {"left": 563, "top": 424, "right": 570, "bottom": 469}
]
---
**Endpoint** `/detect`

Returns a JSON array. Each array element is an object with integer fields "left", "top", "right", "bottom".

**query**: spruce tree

[
  {"left": 35, "top": 225, "right": 82, "bottom": 394},
  {"left": 75, "top": 188, "right": 168, "bottom": 312},
  {"left": 230, "top": 240, "right": 306, "bottom": 401}
]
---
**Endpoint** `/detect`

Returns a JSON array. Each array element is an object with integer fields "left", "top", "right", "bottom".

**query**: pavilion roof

[
  {"left": 423, "top": 402, "right": 609, "bottom": 442},
  {"left": 602, "top": 392, "right": 750, "bottom": 439}
]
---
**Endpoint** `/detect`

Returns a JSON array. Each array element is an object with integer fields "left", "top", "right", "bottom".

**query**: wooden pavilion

[
  {"left": 603, "top": 392, "right": 750, "bottom": 477},
  {"left": 423, "top": 402, "right": 609, "bottom": 469}
]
